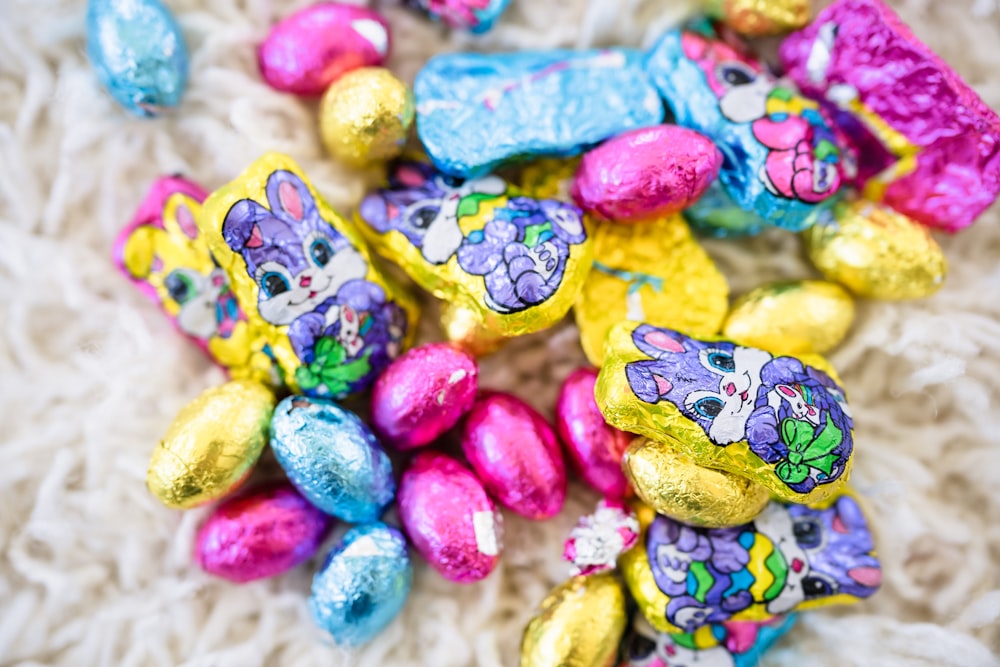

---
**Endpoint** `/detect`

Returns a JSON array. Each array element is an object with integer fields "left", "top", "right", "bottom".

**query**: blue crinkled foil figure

[{"left": 415, "top": 49, "right": 664, "bottom": 178}]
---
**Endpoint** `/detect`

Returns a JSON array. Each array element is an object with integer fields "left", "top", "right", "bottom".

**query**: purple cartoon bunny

[
  {"left": 625, "top": 324, "right": 853, "bottom": 494},
  {"left": 647, "top": 495, "right": 880, "bottom": 632},
  {"left": 358, "top": 160, "right": 587, "bottom": 314},
  {"left": 222, "top": 170, "right": 406, "bottom": 397}
]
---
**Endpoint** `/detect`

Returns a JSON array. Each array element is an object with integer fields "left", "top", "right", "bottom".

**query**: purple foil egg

[
  {"left": 258, "top": 3, "right": 390, "bottom": 96},
  {"left": 556, "top": 368, "right": 632, "bottom": 498},
  {"left": 196, "top": 483, "right": 332, "bottom": 583},
  {"left": 371, "top": 343, "right": 479, "bottom": 451},
  {"left": 571, "top": 125, "right": 722, "bottom": 222},
  {"left": 398, "top": 451, "right": 502, "bottom": 583},
  {"left": 462, "top": 392, "right": 567, "bottom": 520}
]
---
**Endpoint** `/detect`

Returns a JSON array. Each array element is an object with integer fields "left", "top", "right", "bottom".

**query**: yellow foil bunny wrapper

[
  {"left": 113, "top": 175, "right": 276, "bottom": 383},
  {"left": 575, "top": 215, "right": 729, "bottom": 366},
  {"left": 354, "top": 159, "right": 593, "bottom": 352},
  {"left": 597, "top": 322, "right": 854, "bottom": 505},
  {"left": 199, "top": 153, "right": 419, "bottom": 398},
  {"left": 620, "top": 491, "right": 880, "bottom": 634}
]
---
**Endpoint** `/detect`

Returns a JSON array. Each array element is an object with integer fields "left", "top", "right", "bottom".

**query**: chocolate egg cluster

[{"left": 108, "top": 0, "right": 999, "bottom": 659}]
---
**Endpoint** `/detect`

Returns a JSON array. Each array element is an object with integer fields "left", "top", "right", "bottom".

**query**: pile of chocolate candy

[{"left": 96, "top": 0, "right": 999, "bottom": 663}]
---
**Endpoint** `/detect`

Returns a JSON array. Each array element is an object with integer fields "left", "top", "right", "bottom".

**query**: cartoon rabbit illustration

[
  {"left": 625, "top": 325, "right": 853, "bottom": 494},
  {"left": 221, "top": 169, "right": 407, "bottom": 396},
  {"left": 646, "top": 495, "right": 880, "bottom": 632}
]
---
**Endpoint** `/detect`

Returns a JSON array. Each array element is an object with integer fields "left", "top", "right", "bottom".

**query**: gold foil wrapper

[
  {"left": 439, "top": 299, "right": 510, "bottom": 357},
  {"left": 319, "top": 67, "right": 414, "bottom": 168},
  {"left": 199, "top": 153, "right": 420, "bottom": 397},
  {"left": 575, "top": 215, "right": 728, "bottom": 366},
  {"left": 805, "top": 200, "right": 947, "bottom": 300},
  {"left": 520, "top": 571, "right": 627, "bottom": 667},
  {"left": 705, "top": 0, "right": 811, "bottom": 36},
  {"left": 147, "top": 380, "right": 275, "bottom": 509},
  {"left": 624, "top": 437, "right": 771, "bottom": 528},
  {"left": 722, "top": 280, "right": 855, "bottom": 356},
  {"left": 597, "top": 322, "right": 852, "bottom": 505},
  {"left": 518, "top": 157, "right": 580, "bottom": 200}
]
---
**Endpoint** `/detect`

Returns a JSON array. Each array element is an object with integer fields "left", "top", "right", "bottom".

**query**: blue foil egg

[
  {"left": 86, "top": 0, "right": 189, "bottom": 117},
  {"left": 309, "top": 522, "right": 413, "bottom": 646},
  {"left": 415, "top": 49, "right": 664, "bottom": 178},
  {"left": 270, "top": 396, "right": 395, "bottom": 523},
  {"left": 644, "top": 21, "right": 844, "bottom": 235}
]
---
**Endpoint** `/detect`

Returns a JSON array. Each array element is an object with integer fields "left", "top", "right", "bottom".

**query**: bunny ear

[
  {"left": 222, "top": 199, "right": 266, "bottom": 253},
  {"left": 265, "top": 170, "right": 316, "bottom": 222},
  {"left": 118, "top": 224, "right": 169, "bottom": 280},
  {"left": 633, "top": 324, "right": 685, "bottom": 360}
]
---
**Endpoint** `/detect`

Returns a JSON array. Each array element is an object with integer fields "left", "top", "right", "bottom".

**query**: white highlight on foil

[
  {"left": 472, "top": 511, "right": 499, "bottom": 556},
  {"left": 351, "top": 19, "right": 388, "bottom": 56}
]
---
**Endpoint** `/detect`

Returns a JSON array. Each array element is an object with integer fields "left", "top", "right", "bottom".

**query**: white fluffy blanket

[{"left": 2, "top": 0, "right": 1000, "bottom": 665}]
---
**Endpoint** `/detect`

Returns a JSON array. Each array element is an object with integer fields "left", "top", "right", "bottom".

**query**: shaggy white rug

[{"left": 2, "top": 0, "right": 1000, "bottom": 665}]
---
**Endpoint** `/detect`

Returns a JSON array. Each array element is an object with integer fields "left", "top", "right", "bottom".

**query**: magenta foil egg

[
  {"left": 461, "top": 392, "right": 567, "bottom": 520},
  {"left": 571, "top": 125, "right": 722, "bottom": 222},
  {"left": 555, "top": 368, "right": 632, "bottom": 498},
  {"left": 258, "top": 3, "right": 391, "bottom": 96},
  {"left": 195, "top": 483, "right": 332, "bottom": 583},
  {"left": 398, "top": 452, "right": 502, "bottom": 583},
  {"left": 371, "top": 343, "right": 479, "bottom": 451}
]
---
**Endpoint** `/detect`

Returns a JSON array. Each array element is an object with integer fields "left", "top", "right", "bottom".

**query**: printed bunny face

[
  {"left": 355, "top": 159, "right": 593, "bottom": 338},
  {"left": 200, "top": 154, "right": 418, "bottom": 398},
  {"left": 114, "top": 176, "right": 276, "bottom": 382},
  {"left": 626, "top": 494, "right": 878, "bottom": 634},
  {"left": 596, "top": 322, "right": 854, "bottom": 504}
]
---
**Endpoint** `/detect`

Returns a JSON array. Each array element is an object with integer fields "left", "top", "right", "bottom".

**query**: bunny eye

[
  {"left": 409, "top": 204, "right": 439, "bottom": 230},
  {"left": 717, "top": 61, "right": 756, "bottom": 87},
  {"left": 793, "top": 517, "right": 824, "bottom": 549},
  {"left": 309, "top": 238, "right": 334, "bottom": 267},
  {"left": 801, "top": 575, "right": 834, "bottom": 599},
  {"left": 694, "top": 396, "right": 724, "bottom": 419},
  {"left": 165, "top": 270, "right": 198, "bottom": 305},
  {"left": 706, "top": 350, "right": 735, "bottom": 372},
  {"left": 261, "top": 272, "right": 290, "bottom": 297},
  {"left": 439, "top": 174, "right": 464, "bottom": 189},
  {"left": 625, "top": 632, "right": 657, "bottom": 664}
]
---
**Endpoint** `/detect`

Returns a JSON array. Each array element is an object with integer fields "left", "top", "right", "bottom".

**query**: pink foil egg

[
  {"left": 571, "top": 125, "right": 722, "bottom": 222},
  {"left": 371, "top": 343, "right": 479, "bottom": 451},
  {"left": 461, "top": 391, "right": 567, "bottom": 520},
  {"left": 195, "top": 483, "right": 332, "bottom": 583},
  {"left": 555, "top": 367, "right": 632, "bottom": 498},
  {"left": 258, "top": 3, "right": 391, "bottom": 96},
  {"left": 398, "top": 452, "right": 503, "bottom": 583}
]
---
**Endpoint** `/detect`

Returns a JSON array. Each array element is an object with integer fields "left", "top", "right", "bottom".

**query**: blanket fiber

[{"left": 2, "top": 0, "right": 1000, "bottom": 665}]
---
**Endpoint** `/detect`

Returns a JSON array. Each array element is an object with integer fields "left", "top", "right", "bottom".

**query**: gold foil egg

[
  {"left": 804, "top": 200, "right": 948, "bottom": 300},
  {"left": 704, "top": 0, "right": 810, "bottom": 36},
  {"left": 520, "top": 571, "right": 627, "bottom": 667},
  {"left": 518, "top": 157, "right": 580, "bottom": 200},
  {"left": 319, "top": 67, "right": 414, "bottom": 167},
  {"left": 722, "top": 280, "right": 855, "bottom": 356},
  {"left": 624, "top": 437, "right": 771, "bottom": 528},
  {"left": 147, "top": 380, "right": 275, "bottom": 509},
  {"left": 575, "top": 215, "right": 728, "bottom": 366}
]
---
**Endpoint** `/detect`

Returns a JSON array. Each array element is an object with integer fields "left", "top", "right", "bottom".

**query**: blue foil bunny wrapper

[
  {"left": 406, "top": 0, "right": 512, "bottom": 33},
  {"left": 644, "top": 22, "right": 846, "bottom": 235},
  {"left": 415, "top": 49, "right": 664, "bottom": 178},
  {"left": 86, "top": 0, "right": 189, "bottom": 116}
]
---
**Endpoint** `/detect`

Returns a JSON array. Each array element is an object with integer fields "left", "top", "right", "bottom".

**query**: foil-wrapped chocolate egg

[
  {"left": 624, "top": 437, "right": 770, "bottom": 528},
  {"left": 398, "top": 452, "right": 502, "bottom": 583},
  {"left": 86, "top": 0, "right": 188, "bottom": 116},
  {"left": 805, "top": 200, "right": 948, "bottom": 300},
  {"left": 406, "top": 0, "right": 511, "bottom": 33},
  {"left": 371, "top": 343, "right": 478, "bottom": 450},
  {"left": 319, "top": 67, "right": 413, "bottom": 167},
  {"left": 572, "top": 125, "right": 722, "bottom": 222},
  {"left": 195, "top": 483, "right": 331, "bottom": 582},
  {"left": 563, "top": 499, "right": 639, "bottom": 577},
  {"left": 575, "top": 215, "right": 728, "bottom": 366},
  {"left": 462, "top": 392, "right": 567, "bottom": 520},
  {"left": 704, "top": 0, "right": 810, "bottom": 36},
  {"left": 258, "top": 3, "right": 390, "bottom": 96},
  {"left": 723, "top": 280, "right": 855, "bottom": 355},
  {"left": 520, "top": 571, "right": 628, "bottom": 667},
  {"left": 309, "top": 522, "right": 412, "bottom": 646},
  {"left": 147, "top": 380, "right": 275, "bottom": 509},
  {"left": 555, "top": 368, "right": 631, "bottom": 498},
  {"left": 270, "top": 396, "right": 395, "bottom": 523}
]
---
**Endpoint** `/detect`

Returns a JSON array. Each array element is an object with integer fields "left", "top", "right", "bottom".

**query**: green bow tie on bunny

[{"left": 775, "top": 415, "right": 843, "bottom": 485}]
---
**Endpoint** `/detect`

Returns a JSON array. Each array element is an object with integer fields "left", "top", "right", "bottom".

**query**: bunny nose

[
  {"left": 299, "top": 276, "right": 312, "bottom": 288},
  {"left": 212, "top": 274, "right": 224, "bottom": 287},
  {"left": 725, "top": 382, "right": 736, "bottom": 396}
]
